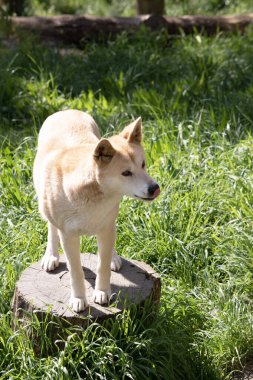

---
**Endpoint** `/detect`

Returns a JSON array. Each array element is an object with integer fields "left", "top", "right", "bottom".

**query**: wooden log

[
  {"left": 9, "top": 13, "right": 253, "bottom": 44},
  {"left": 12, "top": 253, "right": 161, "bottom": 327}
]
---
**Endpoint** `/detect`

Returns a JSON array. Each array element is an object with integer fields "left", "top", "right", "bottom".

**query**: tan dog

[{"left": 33, "top": 110, "right": 160, "bottom": 312}]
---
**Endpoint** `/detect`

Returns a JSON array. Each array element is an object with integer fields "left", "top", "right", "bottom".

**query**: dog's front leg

[
  {"left": 94, "top": 223, "right": 116, "bottom": 304},
  {"left": 41, "top": 222, "right": 60, "bottom": 271},
  {"left": 59, "top": 231, "right": 87, "bottom": 312}
]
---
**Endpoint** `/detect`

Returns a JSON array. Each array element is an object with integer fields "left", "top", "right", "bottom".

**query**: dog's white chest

[{"left": 62, "top": 200, "right": 119, "bottom": 236}]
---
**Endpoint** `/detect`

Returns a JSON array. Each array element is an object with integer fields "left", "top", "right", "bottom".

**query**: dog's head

[{"left": 94, "top": 118, "right": 160, "bottom": 201}]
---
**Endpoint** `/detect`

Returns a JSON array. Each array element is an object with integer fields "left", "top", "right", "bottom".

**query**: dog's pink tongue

[{"left": 153, "top": 187, "right": 161, "bottom": 198}]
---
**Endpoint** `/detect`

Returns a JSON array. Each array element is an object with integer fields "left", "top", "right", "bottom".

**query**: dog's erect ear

[
  {"left": 94, "top": 139, "right": 116, "bottom": 164},
  {"left": 120, "top": 117, "right": 142, "bottom": 144}
]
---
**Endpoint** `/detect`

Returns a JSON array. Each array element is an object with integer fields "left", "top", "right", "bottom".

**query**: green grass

[
  {"left": 10, "top": 0, "right": 253, "bottom": 17},
  {"left": 1, "top": 17, "right": 253, "bottom": 380}
]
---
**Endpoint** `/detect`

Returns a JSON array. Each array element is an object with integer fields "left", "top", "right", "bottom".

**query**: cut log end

[{"left": 12, "top": 253, "right": 161, "bottom": 327}]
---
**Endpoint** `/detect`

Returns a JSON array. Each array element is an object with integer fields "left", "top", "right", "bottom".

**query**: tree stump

[{"left": 12, "top": 253, "right": 161, "bottom": 328}]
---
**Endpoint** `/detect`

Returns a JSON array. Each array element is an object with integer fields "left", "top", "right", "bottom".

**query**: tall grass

[{"left": 1, "top": 23, "right": 253, "bottom": 379}]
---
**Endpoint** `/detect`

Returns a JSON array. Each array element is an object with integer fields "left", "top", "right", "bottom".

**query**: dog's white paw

[
  {"left": 111, "top": 251, "right": 122, "bottom": 272},
  {"left": 41, "top": 254, "right": 59, "bottom": 271},
  {"left": 69, "top": 296, "right": 88, "bottom": 313},
  {"left": 93, "top": 289, "right": 111, "bottom": 305}
]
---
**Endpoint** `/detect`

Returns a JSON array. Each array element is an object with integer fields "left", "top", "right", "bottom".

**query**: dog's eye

[
  {"left": 122, "top": 170, "right": 133, "bottom": 177},
  {"left": 142, "top": 160, "right": 145, "bottom": 169}
]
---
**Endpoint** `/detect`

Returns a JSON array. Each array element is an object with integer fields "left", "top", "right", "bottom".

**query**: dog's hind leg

[
  {"left": 59, "top": 231, "right": 87, "bottom": 312},
  {"left": 41, "top": 222, "right": 60, "bottom": 271},
  {"left": 94, "top": 223, "right": 116, "bottom": 304},
  {"left": 111, "top": 250, "right": 122, "bottom": 272}
]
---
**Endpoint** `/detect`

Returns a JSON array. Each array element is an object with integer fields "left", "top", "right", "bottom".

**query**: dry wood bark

[{"left": 137, "top": 0, "right": 165, "bottom": 15}]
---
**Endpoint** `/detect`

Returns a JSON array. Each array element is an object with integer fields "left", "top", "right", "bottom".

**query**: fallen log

[{"left": 9, "top": 13, "right": 253, "bottom": 44}]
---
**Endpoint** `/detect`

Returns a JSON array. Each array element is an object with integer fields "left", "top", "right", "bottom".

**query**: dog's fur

[{"left": 33, "top": 110, "right": 160, "bottom": 312}]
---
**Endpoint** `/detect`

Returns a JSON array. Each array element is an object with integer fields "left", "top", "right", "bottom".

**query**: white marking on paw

[
  {"left": 93, "top": 289, "right": 111, "bottom": 305},
  {"left": 41, "top": 254, "right": 59, "bottom": 271},
  {"left": 69, "top": 296, "right": 88, "bottom": 313}
]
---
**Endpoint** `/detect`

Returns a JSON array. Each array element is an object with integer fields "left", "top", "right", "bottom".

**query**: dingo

[{"left": 33, "top": 110, "right": 160, "bottom": 312}]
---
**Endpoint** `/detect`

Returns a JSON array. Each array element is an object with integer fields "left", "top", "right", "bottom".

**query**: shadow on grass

[
  {"left": 1, "top": 27, "right": 253, "bottom": 137},
  {"left": 11, "top": 297, "right": 218, "bottom": 379}
]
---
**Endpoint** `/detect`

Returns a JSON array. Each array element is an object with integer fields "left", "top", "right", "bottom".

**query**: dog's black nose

[{"left": 148, "top": 183, "right": 160, "bottom": 196}]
